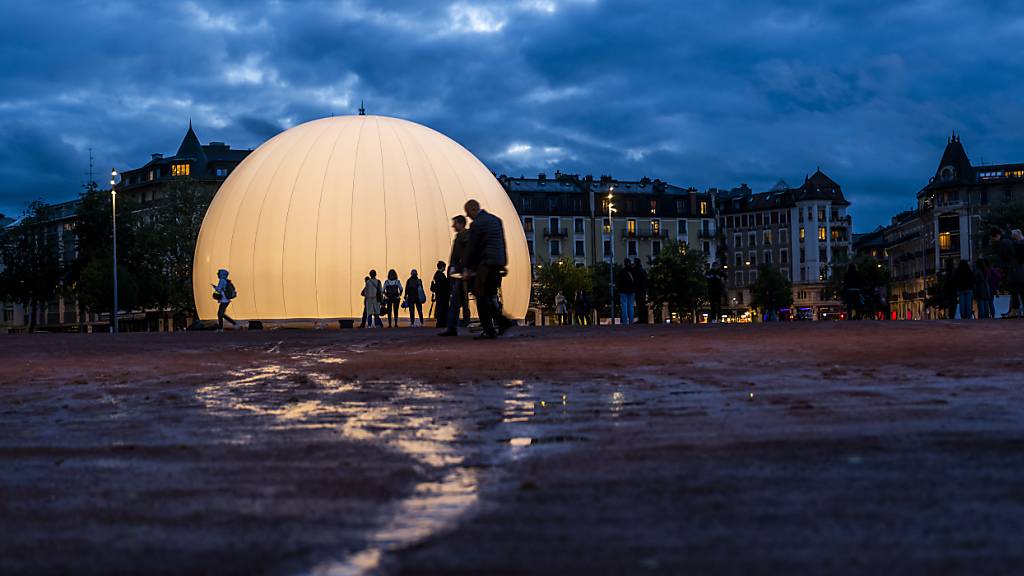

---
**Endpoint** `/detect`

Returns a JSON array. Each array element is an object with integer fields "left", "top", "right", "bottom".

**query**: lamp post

[
  {"left": 110, "top": 169, "right": 119, "bottom": 333},
  {"left": 607, "top": 186, "right": 616, "bottom": 324}
]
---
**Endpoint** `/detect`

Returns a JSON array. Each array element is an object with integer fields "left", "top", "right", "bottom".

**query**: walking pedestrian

[
  {"left": 439, "top": 215, "right": 470, "bottom": 337},
  {"left": 383, "top": 269, "right": 403, "bottom": 327},
  {"left": 404, "top": 269, "right": 425, "bottom": 326},
  {"left": 705, "top": 262, "right": 726, "bottom": 323},
  {"left": 363, "top": 270, "right": 383, "bottom": 328},
  {"left": 633, "top": 258, "right": 648, "bottom": 324},
  {"left": 975, "top": 259, "right": 993, "bottom": 319},
  {"left": 617, "top": 259, "right": 636, "bottom": 325},
  {"left": 431, "top": 261, "right": 451, "bottom": 329},
  {"left": 554, "top": 290, "right": 568, "bottom": 325},
  {"left": 955, "top": 259, "right": 974, "bottom": 319},
  {"left": 463, "top": 199, "right": 512, "bottom": 339},
  {"left": 210, "top": 268, "right": 238, "bottom": 331},
  {"left": 573, "top": 289, "right": 591, "bottom": 326}
]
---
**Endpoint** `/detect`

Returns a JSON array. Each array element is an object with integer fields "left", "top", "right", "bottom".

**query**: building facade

[
  {"left": 856, "top": 135, "right": 1024, "bottom": 319},
  {"left": 1, "top": 124, "right": 250, "bottom": 332},
  {"left": 501, "top": 172, "right": 717, "bottom": 269},
  {"left": 716, "top": 170, "right": 853, "bottom": 319}
]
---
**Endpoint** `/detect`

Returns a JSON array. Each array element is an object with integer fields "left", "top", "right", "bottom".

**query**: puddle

[{"left": 194, "top": 351, "right": 677, "bottom": 575}]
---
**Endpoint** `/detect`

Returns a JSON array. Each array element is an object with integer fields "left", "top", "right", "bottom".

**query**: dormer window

[{"left": 172, "top": 164, "right": 190, "bottom": 177}]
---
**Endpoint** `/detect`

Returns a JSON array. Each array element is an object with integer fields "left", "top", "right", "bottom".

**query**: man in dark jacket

[
  {"left": 464, "top": 199, "right": 511, "bottom": 339},
  {"left": 633, "top": 257, "right": 648, "bottom": 324},
  {"left": 439, "top": 215, "right": 470, "bottom": 336}
]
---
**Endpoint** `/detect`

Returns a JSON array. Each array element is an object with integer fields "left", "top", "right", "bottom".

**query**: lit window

[
  {"left": 172, "top": 164, "right": 190, "bottom": 176},
  {"left": 627, "top": 219, "right": 637, "bottom": 235},
  {"left": 818, "top": 226, "right": 826, "bottom": 241},
  {"left": 603, "top": 218, "right": 611, "bottom": 234},
  {"left": 524, "top": 217, "right": 534, "bottom": 233},
  {"left": 939, "top": 232, "right": 952, "bottom": 251},
  {"left": 799, "top": 227, "right": 805, "bottom": 241},
  {"left": 700, "top": 201, "right": 707, "bottom": 215},
  {"left": 651, "top": 219, "right": 660, "bottom": 236}
]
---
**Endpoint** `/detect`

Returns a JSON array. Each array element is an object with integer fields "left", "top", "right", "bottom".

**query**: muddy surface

[{"left": 1, "top": 322, "right": 1023, "bottom": 575}]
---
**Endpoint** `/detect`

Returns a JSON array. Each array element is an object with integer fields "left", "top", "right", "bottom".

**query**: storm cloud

[{"left": 1, "top": 0, "right": 1022, "bottom": 229}]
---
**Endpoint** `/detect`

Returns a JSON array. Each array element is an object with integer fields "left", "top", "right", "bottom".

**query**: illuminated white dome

[{"left": 192, "top": 115, "right": 529, "bottom": 321}]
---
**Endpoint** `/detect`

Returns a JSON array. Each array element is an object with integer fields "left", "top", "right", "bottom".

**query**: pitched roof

[{"left": 175, "top": 120, "right": 208, "bottom": 164}]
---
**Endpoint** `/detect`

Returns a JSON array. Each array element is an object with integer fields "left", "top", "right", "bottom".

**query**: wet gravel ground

[{"left": 1, "top": 322, "right": 1023, "bottom": 575}]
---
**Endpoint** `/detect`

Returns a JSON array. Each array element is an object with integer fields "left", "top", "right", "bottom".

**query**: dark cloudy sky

[{"left": 2, "top": 0, "right": 1022, "bottom": 229}]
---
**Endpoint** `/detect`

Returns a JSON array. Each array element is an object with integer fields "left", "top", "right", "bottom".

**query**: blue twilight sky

[{"left": 1, "top": 0, "right": 1022, "bottom": 230}]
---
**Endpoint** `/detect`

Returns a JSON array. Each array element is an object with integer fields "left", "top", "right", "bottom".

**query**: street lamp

[
  {"left": 110, "top": 168, "right": 119, "bottom": 334},
  {"left": 607, "top": 186, "right": 616, "bottom": 324}
]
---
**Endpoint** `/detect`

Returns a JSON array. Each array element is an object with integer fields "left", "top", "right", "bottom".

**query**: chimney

[{"left": 151, "top": 153, "right": 163, "bottom": 161}]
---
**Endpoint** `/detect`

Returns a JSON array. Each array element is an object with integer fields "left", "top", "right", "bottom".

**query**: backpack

[
  {"left": 224, "top": 280, "right": 237, "bottom": 300},
  {"left": 385, "top": 280, "right": 401, "bottom": 299}
]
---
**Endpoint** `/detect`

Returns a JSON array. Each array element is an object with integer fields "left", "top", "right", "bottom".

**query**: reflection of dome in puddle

[{"left": 193, "top": 114, "right": 530, "bottom": 321}]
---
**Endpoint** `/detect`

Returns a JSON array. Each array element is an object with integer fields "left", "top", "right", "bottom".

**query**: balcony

[
  {"left": 622, "top": 229, "right": 669, "bottom": 240},
  {"left": 543, "top": 227, "right": 568, "bottom": 239}
]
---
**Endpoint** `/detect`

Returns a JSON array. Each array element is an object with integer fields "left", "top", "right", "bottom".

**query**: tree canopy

[
  {"left": 646, "top": 241, "right": 707, "bottom": 321},
  {"left": 533, "top": 258, "right": 593, "bottom": 311},
  {"left": 749, "top": 264, "right": 793, "bottom": 320}
]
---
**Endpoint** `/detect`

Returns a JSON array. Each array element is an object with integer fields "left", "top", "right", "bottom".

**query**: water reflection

[{"left": 195, "top": 351, "right": 604, "bottom": 576}]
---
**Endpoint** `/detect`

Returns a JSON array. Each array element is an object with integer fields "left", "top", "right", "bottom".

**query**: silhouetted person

[
  {"left": 211, "top": 268, "right": 238, "bottom": 331},
  {"left": 359, "top": 275, "right": 370, "bottom": 328},
  {"left": 555, "top": 290, "right": 568, "bottom": 325},
  {"left": 633, "top": 258, "right": 648, "bottom": 324},
  {"left": 431, "top": 260, "right": 450, "bottom": 328},
  {"left": 383, "top": 269, "right": 403, "bottom": 327},
  {"left": 440, "top": 215, "right": 470, "bottom": 337},
  {"left": 941, "top": 259, "right": 958, "bottom": 319},
  {"left": 573, "top": 289, "right": 591, "bottom": 326},
  {"left": 363, "top": 270, "right": 383, "bottom": 328},
  {"left": 974, "top": 258, "right": 993, "bottom": 319},
  {"left": 405, "top": 269, "right": 425, "bottom": 326},
  {"left": 617, "top": 259, "right": 636, "bottom": 325},
  {"left": 705, "top": 262, "right": 726, "bottom": 323},
  {"left": 991, "top": 227, "right": 1024, "bottom": 317},
  {"left": 954, "top": 259, "right": 974, "bottom": 319},
  {"left": 464, "top": 199, "right": 511, "bottom": 339},
  {"left": 843, "top": 262, "right": 863, "bottom": 320}
]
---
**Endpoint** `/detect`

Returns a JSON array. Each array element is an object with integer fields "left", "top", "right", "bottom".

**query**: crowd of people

[
  {"left": 208, "top": 199, "right": 514, "bottom": 338},
  {"left": 210, "top": 219, "right": 1024, "bottom": 331}
]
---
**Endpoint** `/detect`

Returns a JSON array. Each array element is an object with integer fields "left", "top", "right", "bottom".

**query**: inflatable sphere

[{"left": 192, "top": 115, "right": 530, "bottom": 321}]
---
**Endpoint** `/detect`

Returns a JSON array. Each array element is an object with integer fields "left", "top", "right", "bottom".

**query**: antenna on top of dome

[{"left": 358, "top": 100, "right": 366, "bottom": 116}]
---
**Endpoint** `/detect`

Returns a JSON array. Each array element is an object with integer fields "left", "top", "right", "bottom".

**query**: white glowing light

[{"left": 193, "top": 115, "right": 531, "bottom": 321}]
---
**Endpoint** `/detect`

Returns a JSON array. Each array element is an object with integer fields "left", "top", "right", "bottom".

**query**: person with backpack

[
  {"left": 383, "top": 269, "right": 403, "bottom": 327},
  {"left": 210, "top": 268, "right": 239, "bottom": 331},
  {"left": 404, "top": 269, "right": 425, "bottom": 326},
  {"left": 363, "top": 270, "right": 383, "bottom": 328}
]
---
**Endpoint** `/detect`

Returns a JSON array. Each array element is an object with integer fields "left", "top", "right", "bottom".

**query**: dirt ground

[{"left": 2, "top": 322, "right": 1023, "bottom": 575}]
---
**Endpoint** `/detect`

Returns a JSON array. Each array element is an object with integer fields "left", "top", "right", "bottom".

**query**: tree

[
  {"left": 749, "top": 264, "right": 793, "bottom": 321},
  {"left": 72, "top": 186, "right": 145, "bottom": 316},
  {"left": 0, "top": 202, "right": 65, "bottom": 331},
  {"left": 646, "top": 241, "right": 707, "bottom": 322},
  {"left": 827, "top": 253, "right": 891, "bottom": 318},
  {"left": 533, "top": 257, "right": 593, "bottom": 312},
  {"left": 143, "top": 179, "right": 214, "bottom": 317}
]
